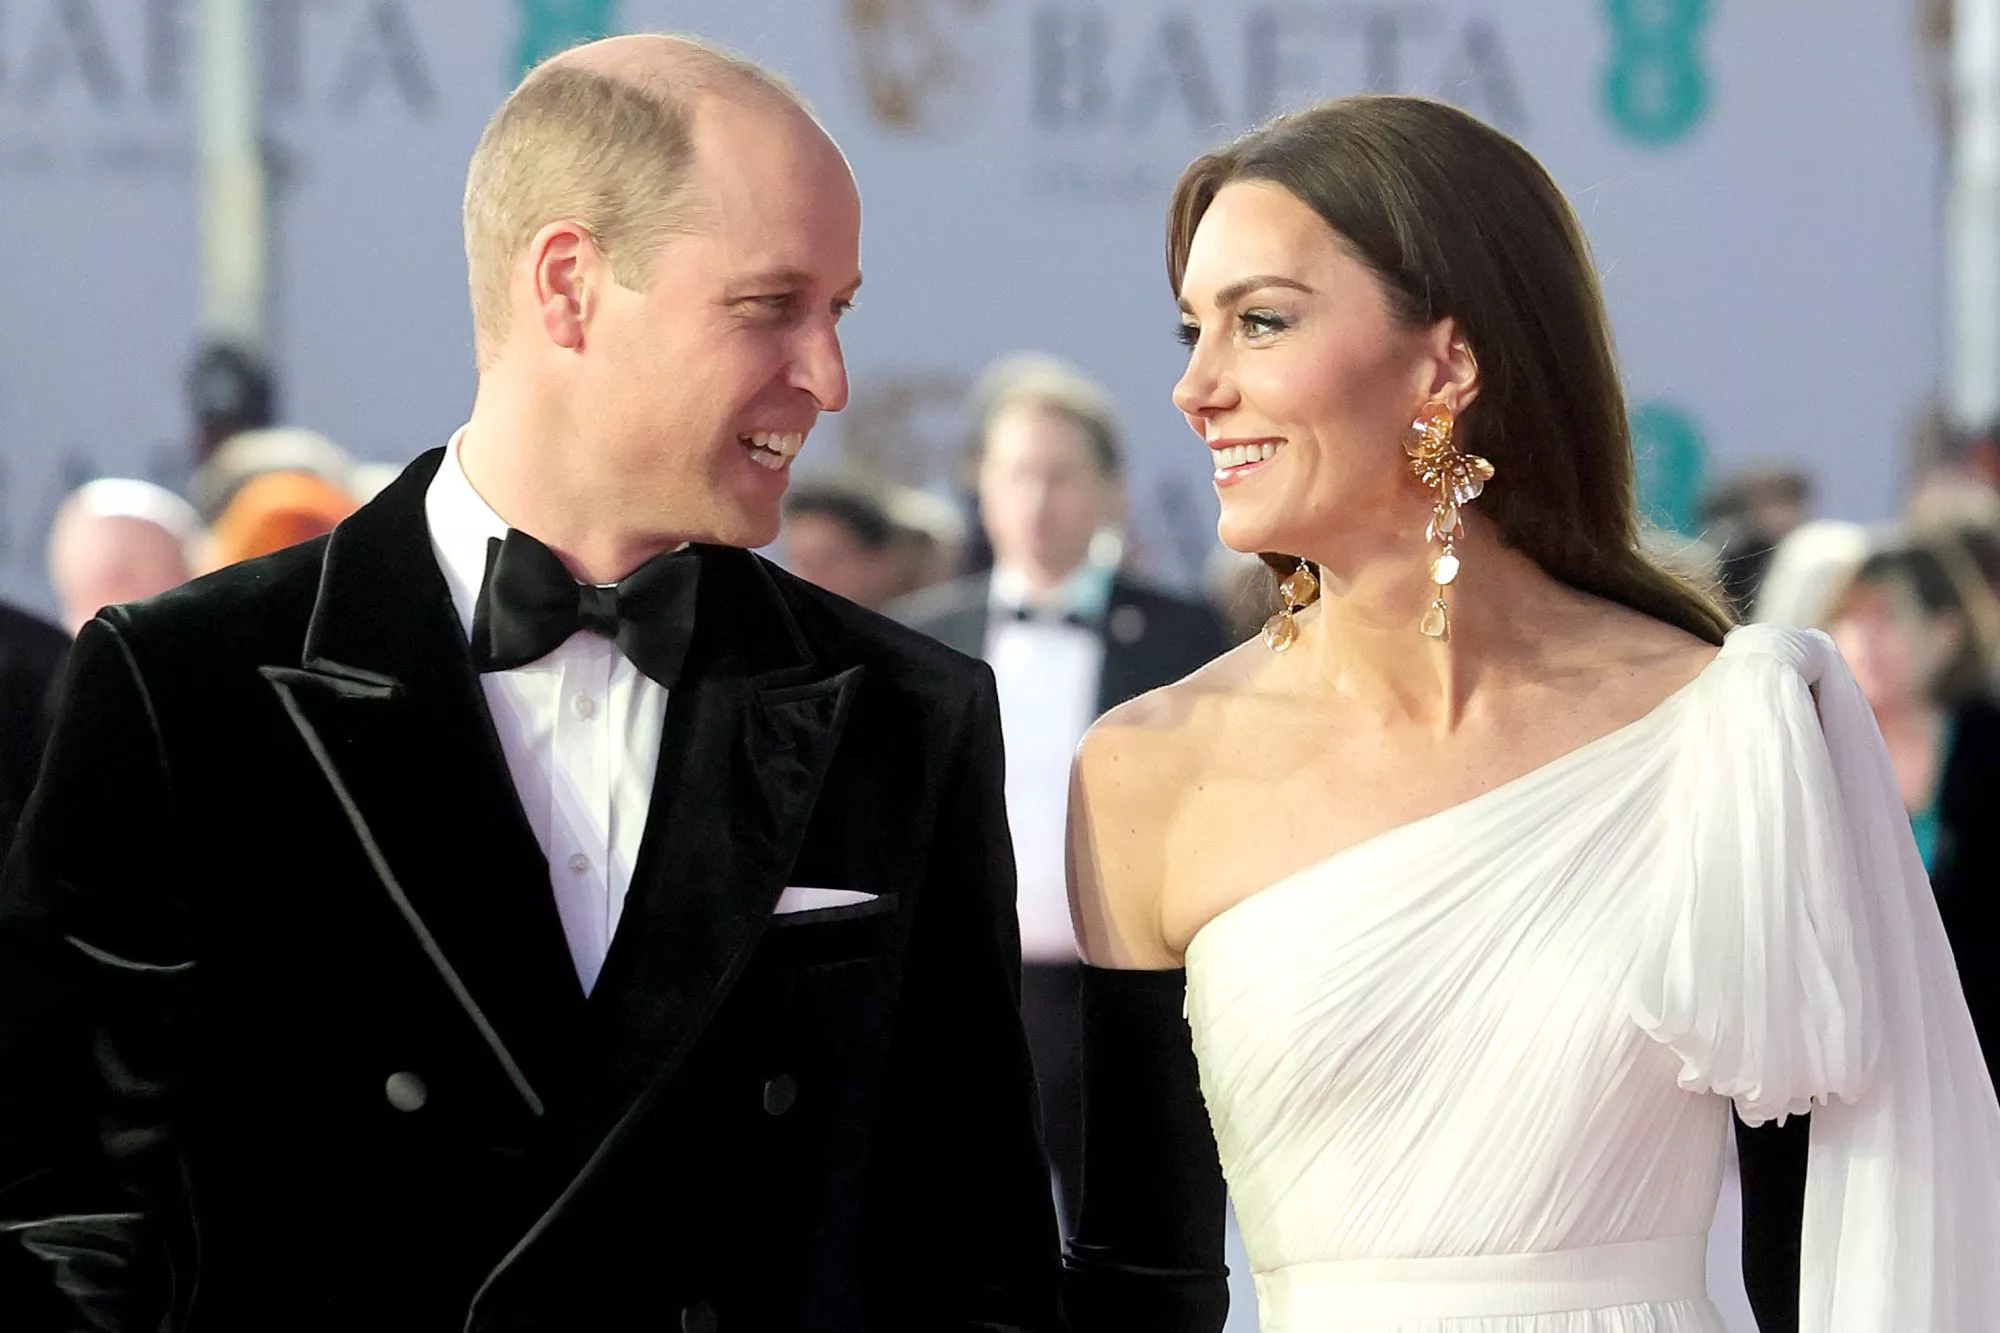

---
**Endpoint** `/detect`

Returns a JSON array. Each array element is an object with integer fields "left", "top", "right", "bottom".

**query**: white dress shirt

[
  {"left": 425, "top": 429, "right": 668, "bottom": 995},
  {"left": 985, "top": 561, "right": 1112, "bottom": 964}
]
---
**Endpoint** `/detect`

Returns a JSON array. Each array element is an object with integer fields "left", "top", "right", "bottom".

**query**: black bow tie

[
  {"left": 1006, "top": 602, "right": 1096, "bottom": 631},
  {"left": 469, "top": 530, "right": 701, "bottom": 687}
]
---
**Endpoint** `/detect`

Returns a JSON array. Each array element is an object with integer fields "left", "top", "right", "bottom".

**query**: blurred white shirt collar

[{"left": 989, "top": 557, "right": 1114, "bottom": 622}]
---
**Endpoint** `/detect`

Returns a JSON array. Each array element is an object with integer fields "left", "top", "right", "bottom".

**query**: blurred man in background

[
  {"left": 1700, "top": 466, "right": 1812, "bottom": 616},
  {"left": 894, "top": 353, "right": 1228, "bottom": 1234},
  {"left": 0, "top": 603, "right": 68, "bottom": 863},
  {"left": 186, "top": 344, "right": 275, "bottom": 463},
  {"left": 781, "top": 477, "right": 966, "bottom": 609},
  {"left": 195, "top": 470, "right": 359, "bottom": 573},
  {"left": 46, "top": 479, "right": 200, "bottom": 636},
  {"left": 780, "top": 478, "right": 909, "bottom": 609},
  {"left": 189, "top": 426, "right": 357, "bottom": 525},
  {"left": 0, "top": 563, "right": 72, "bottom": 1328}
]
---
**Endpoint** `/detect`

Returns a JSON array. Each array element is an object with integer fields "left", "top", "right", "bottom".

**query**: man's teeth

[
  {"left": 1213, "top": 441, "right": 1280, "bottom": 470},
  {"left": 743, "top": 431, "right": 805, "bottom": 471}
]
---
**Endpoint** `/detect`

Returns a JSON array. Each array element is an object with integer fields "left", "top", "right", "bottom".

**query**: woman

[
  {"left": 1062, "top": 96, "right": 2000, "bottom": 1332},
  {"left": 1825, "top": 538, "right": 2000, "bottom": 1085}
]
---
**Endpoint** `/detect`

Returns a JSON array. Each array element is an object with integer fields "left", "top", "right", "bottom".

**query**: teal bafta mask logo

[
  {"left": 514, "top": 0, "right": 619, "bottom": 80},
  {"left": 1630, "top": 401, "right": 1707, "bottom": 536},
  {"left": 1602, "top": 0, "right": 1710, "bottom": 146}
]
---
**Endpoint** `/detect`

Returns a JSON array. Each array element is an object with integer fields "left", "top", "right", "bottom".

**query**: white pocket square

[{"left": 774, "top": 886, "right": 879, "bottom": 915}]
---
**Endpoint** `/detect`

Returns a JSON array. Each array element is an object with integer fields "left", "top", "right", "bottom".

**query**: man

[
  {"left": 780, "top": 479, "right": 908, "bottom": 609},
  {"left": 187, "top": 426, "right": 356, "bottom": 525},
  {"left": 0, "top": 592, "right": 67, "bottom": 1328},
  {"left": 0, "top": 35, "right": 1058, "bottom": 1332},
  {"left": 46, "top": 478, "right": 200, "bottom": 636},
  {"left": 781, "top": 479, "right": 964, "bottom": 610},
  {"left": 1700, "top": 466, "right": 1812, "bottom": 616},
  {"left": 894, "top": 355, "right": 1229, "bottom": 1234},
  {"left": 196, "top": 470, "right": 359, "bottom": 572},
  {"left": 0, "top": 601, "right": 66, "bottom": 864}
]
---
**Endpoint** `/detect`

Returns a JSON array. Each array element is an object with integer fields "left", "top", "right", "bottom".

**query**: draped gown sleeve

[{"left": 1630, "top": 625, "right": 2000, "bottom": 1330}]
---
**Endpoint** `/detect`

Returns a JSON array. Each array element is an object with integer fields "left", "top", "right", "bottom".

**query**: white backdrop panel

[{"left": 0, "top": 0, "right": 1940, "bottom": 613}]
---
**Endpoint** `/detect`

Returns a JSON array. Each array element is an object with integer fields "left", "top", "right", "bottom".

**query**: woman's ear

[{"left": 1420, "top": 317, "right": 1481, "bottom": 413}]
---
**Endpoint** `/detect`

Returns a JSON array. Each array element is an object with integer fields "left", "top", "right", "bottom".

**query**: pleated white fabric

[{"left": 1184, "top": 625, "right": 2000, "bottom": 1332}]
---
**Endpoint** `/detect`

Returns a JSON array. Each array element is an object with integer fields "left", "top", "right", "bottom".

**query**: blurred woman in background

[{"left": 1826, "top": 537, "right": 2000, "bottom": 1083}]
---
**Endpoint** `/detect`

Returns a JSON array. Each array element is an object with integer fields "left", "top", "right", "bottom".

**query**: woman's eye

[
  {"left": 1240, "top": 309, "right": 1289, "bottom": 338},
  {"left": 1175, "top": 322, "right": 1201, "bottom": 348}
]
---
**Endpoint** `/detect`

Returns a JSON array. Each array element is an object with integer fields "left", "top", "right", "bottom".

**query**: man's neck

[
  {"left": 993, "top": 557, "right": 1110, "bottom": 618},
  {"left": 461, "top": 383, "right": 685, "bottom": 584},
  {"left": 996, "top": 558, "right": 1073, "bottom": 593}
]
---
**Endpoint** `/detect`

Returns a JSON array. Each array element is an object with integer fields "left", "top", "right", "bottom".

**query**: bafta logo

[
  {"left": 513, "top": 0, "right": 618, "bottom": 80},
  {"left": 843, "top": 0, "right": 994, "bottom": 135}
]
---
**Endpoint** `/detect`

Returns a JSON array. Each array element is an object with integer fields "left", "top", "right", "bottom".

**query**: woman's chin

[{"left": 1217, "top": 513, "right": 1285, "bottom": 558}]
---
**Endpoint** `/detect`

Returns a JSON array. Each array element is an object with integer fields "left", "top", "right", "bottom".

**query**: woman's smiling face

[{"left": 1172, "top": 180, "right": 1464, "bottom": 559}]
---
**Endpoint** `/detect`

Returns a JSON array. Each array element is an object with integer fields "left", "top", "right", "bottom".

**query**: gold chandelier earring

[
  {"left": 1405, "top": 401, "right": 1494, "bottom": 641},
  {"left": 1262, "top": 558, "right": 1319, "bottom": 653}
]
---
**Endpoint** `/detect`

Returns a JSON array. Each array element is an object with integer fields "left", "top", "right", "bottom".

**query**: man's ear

[{"left": 525, "top": 219, "right": 605, "bottom": 352}]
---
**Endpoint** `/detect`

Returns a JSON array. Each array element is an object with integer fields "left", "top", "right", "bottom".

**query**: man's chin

[{"left": 701, "top": 507, "right": 784, "bottom": 553}]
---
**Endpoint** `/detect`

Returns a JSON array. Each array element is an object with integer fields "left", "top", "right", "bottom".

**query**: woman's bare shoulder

[
  {"left": 1080, "top": 635, "right": 1261, "bottom": 779},
  {"left": 1557, "top": 597, "right": 1724, "bottom": 702},
  {"left": 1068, "top": 639, "right": 1262, "bottom": 968}
]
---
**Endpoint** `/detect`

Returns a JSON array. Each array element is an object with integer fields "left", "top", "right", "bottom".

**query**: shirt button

[
  {"left": 568, "top": 853, "right": 591, "bottom": 875},
  {"left": 574, "top": 695, "right": 597, "bottom": 720}
]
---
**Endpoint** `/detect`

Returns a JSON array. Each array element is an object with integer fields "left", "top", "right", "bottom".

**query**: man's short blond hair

[{"left": 461, "top": 35, "right": 805, "bottom": 368}]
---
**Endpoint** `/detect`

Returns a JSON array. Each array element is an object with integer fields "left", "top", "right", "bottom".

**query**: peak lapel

[
  {"left": 589, "top": 548, "right": 862, "bottom": 1115},
  {"left": 470, "top": 550, "right": 862, "bottom": 1310},
  {"left": 262, "top": 452, "right": 589, "bottom": 1119}
]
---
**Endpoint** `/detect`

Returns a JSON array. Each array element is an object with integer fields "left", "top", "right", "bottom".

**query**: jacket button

[
  {"left": 384, "top": 1071, "right": 428, "bottom": 1112},
  {"left": 681, "top": 1300, "right": 717, "bottom": 1333},
  {"left": 761, "top": 1074, "right": 798, "bottom": 1117}
]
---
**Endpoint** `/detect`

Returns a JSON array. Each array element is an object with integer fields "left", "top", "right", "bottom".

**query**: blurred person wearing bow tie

[
  {"left": 0, "top": 34, "right": 1059, "bottom": 1332},
  {"left": 895, "top": 355, "right": 1229, "bottom": 1235}
]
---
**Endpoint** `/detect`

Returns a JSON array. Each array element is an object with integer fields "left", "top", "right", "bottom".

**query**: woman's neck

[{"left": 1290, "top": 516, "right": 1563, "bottom": 733}]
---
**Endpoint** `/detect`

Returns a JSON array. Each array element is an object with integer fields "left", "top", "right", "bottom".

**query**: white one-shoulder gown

[{"left": 1183, "top": 626, "right": 2000, "bottom": 1332}]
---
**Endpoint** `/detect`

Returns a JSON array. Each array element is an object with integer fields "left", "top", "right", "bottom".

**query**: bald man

[
  {"left": 46, "top": 478, "right": 200, "bottom": 635},
  {"left": 0, "top": 35, "right": 1059, "bottom": 1332}
]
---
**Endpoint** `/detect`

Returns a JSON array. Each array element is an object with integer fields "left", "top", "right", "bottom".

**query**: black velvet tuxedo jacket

[
  {"left": 894, "top": 573, "right": 1232, "bottom": 717},
  {"left": 0, "top": 451, "right": 1061, "bottom": 1332}
]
